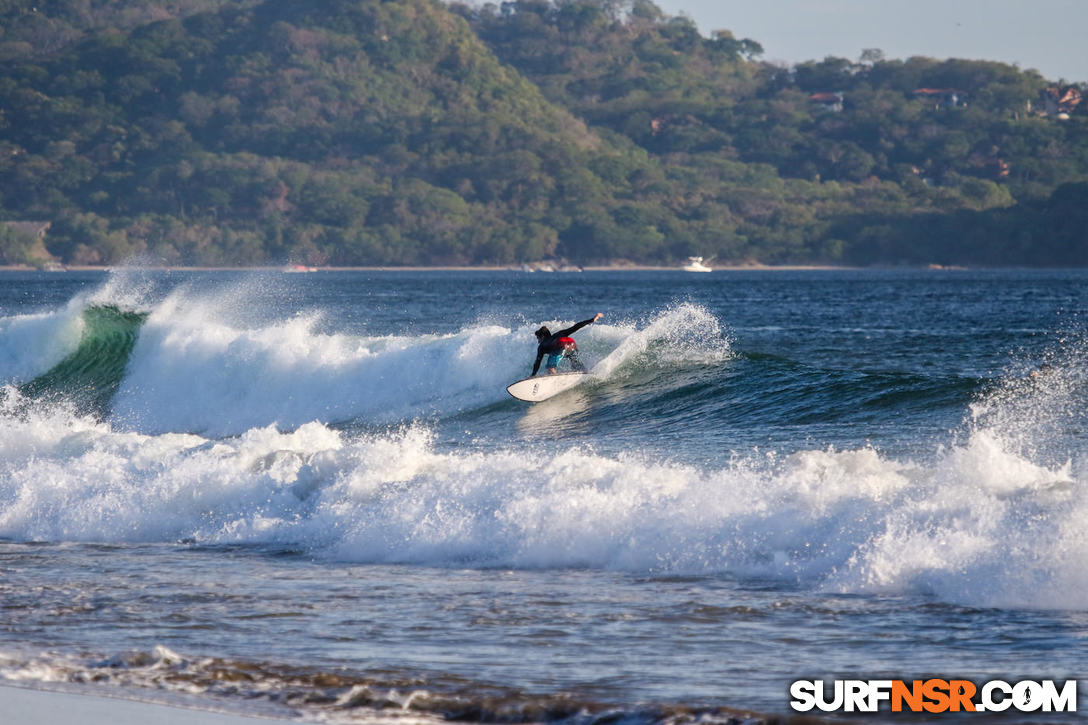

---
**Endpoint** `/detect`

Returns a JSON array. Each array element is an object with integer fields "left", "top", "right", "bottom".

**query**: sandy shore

[{"left": 0, "top": 685, "right": 290, "bottom": 724}]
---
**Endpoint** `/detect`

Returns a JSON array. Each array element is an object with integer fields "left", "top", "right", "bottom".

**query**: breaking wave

[
  {"left": 1, "top": 274, "right": 1086, "bottom": 610},
  {"left": 1, "top": 277, "right": 729, "bottom": 435}
]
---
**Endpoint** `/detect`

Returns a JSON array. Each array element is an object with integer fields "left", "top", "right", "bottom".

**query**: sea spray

[
  {"left": 590, "top": 302, "right": 733, "bottom": 378},
  {"left": 826, "top": 348, "right": 1088, "bottom": 608},
  {"left": 966, "top": 337, "right": 1088, "bottom": 469},
  {"left": 0, "top": 303, "right": 85, "bottom": 384}
]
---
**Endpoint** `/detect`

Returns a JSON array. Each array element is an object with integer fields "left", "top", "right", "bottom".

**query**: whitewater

[{"left": 0, "top": 268, "right": 1085, "bottom": 721}]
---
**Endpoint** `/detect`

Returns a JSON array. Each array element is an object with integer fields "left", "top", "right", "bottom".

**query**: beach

[{"left": 0, "top": 685, "right": 288, "bottom": 724}]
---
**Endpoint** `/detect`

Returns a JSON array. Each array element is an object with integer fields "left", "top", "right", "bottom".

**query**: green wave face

[{"left": 18, "top": 305, "right": 147, "bottom": 418}]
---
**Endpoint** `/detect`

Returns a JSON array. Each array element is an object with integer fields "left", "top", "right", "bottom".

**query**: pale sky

[{"left": 653, "top": 0, "right": 1087, "bottom": 82}]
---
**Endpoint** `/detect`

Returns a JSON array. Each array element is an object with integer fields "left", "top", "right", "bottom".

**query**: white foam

[
  {"left": 1, "top": 385, "right": 1085, "bottom": 609},
  {"left": 0, "top": 304, "right": 84, "bottom": 384},
  {"left": 111, "top": 303, "right": 531, "bottom": 434}
]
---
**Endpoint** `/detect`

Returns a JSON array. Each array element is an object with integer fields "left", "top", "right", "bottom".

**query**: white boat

[{"left": 682, "top": 256, "right": 712, "bottom": 272}]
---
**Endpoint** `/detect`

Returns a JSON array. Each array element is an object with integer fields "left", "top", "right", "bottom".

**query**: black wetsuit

[{"left": 531, "top": 317, "right": 596, "bottom": 376}]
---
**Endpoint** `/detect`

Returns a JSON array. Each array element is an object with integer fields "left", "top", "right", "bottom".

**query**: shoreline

[
  {"left": 0, "top": 263, "right": 970, "bottom": 272},
  {"left": 0, "top": 684, "right": 290, "bottom": 725}
]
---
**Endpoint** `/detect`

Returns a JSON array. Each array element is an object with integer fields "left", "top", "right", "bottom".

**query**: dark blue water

[{"left": 0, "top": 269, "right": 1086, "bottom": 721}]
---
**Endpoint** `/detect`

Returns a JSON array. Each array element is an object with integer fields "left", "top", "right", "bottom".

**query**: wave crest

[{"left": 1, "top": 397, "right": 1085, "bottom": 608}]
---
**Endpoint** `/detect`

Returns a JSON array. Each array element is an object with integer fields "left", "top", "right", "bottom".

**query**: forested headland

[{"left": 0, "top": 0, "right": 1085, "bottom": 267}]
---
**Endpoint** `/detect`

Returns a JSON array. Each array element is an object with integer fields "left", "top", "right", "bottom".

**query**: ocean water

[{"left": 1, "top": 268, "right": 1086, "bottom": 722}]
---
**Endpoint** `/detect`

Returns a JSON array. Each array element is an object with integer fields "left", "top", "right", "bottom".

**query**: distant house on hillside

[
  {"left": 649, "top": 114, "right": 699, "bottom": 136},
  {"left": 912, "top": 88, "right": 965, "bottom": 109},
  {"left": 1041, "top": 86, "right": 1082, "bottom": 117},
  {"left": 969, "top": 155, "right": 1011, "bottom": 179},
  {"left": 809, "top": 92, "right": 844, "bottom": 113}
]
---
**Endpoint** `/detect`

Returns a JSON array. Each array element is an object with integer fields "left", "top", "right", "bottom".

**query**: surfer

[{"left": 531, "top": 313, "right": 603, "bottom": 376}]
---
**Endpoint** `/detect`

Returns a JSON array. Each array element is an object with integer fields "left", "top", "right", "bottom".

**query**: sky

[{"left": 652, "top": 0, "right": 1087, "bottom": 83}]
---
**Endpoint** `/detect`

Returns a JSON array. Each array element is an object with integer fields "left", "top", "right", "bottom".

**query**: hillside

[
  {"left": 0, "top": 0, "right": 1086, "bottom": 266},
  {"left": 461, "top": 1, "right": 1088, "bottom": 264},
  {"left": 0, "top": 0, "right": 670, "bottom": 265}
]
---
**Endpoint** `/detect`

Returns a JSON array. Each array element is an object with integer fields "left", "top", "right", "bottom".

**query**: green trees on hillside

[
  {"left": 2, "top": 0, "right": 647, "bottom": 264},
  {"left": 0, "top": 0, "right": 1085, "bottom": 266}
]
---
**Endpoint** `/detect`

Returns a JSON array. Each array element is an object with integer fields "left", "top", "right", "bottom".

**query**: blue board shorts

[{"left": 545, "top": 352, "right": 564, "bottom": 370}]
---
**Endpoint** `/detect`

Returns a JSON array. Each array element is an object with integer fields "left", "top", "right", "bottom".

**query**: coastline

[
  {"left": 0, "top": 263, "right": 870, "bottom": 272},
  {"left": 0, "top": 684, "right": 290, "bottom": 725}
]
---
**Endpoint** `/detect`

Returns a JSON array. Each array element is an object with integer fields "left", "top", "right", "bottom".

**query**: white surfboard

[{"left": 506, "top": 373, "right": 587, "bottom": 402}]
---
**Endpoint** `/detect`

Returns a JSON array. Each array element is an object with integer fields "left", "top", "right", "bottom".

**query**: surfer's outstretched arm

[{"left": 553, "top": 313, "right": 603, "bottom": 339}]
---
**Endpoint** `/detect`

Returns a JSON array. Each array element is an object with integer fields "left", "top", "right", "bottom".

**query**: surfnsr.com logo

[{"left": 790, "top": 679, "right": 1078, "bottom": 713}]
